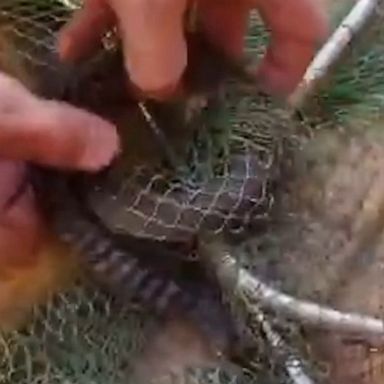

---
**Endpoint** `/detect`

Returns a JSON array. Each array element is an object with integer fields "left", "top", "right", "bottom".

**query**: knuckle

[
  {"left": 134, "top": 67, "right": 185, "bottom": 95},
  {"left": 127, "top": 51, "right": 187, "bottom": 96},
  {"left": 0, "top": 73, "right": 34, "bottom": 112},
  {"left": 131, "top": 72, "right": 180, "bottom": 95},
  {"left": 0, "top": 73, "right": 22, "bottom": 91},
  {"left": 302, "top": 10, "right": 329, "bottom": 43}
]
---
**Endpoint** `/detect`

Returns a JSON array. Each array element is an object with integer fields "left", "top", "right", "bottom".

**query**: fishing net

[
  {"left": 2, "top": 0, "right": 384, "bottom": 383},
  {"left": 0, "top": 285, "right": 154, "bottom": 384},
  {"left": 0, "top": 1, "right": 298, "bottom": 383},
  {"left": 242, "top": 2, "right": 384, "bottom": 383}
]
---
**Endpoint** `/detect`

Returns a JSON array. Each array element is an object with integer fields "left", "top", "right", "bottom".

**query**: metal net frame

[
  {"left": 0, "top": 0, "right": 294, "bottom": 245},
  {"left": 0, "top": 1, "right": 296, "bottom": 383}
]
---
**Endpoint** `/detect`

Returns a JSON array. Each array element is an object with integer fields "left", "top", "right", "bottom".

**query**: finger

[
  {"left": 58, "top": 0, "right": 115, "bottom": 62},
  {"left": 0, "top": 98, "right": 120, "bottom": 171},
  {"left": 0, "top": 161, "right": 27, "bottom": 211},
  {"left": 254, "top": 37, "right": 319, "bottom": 96},
  {"left": 196, "top": 0, "right": 251, "bottom": 59},
  {"left": 111, "top": 0, "right": 188, "bottom": 98},
  {"left": 0, "top": 161, "right": 42, "bottom": 268},
  {"left": 254, "top": 0, "right": 328, "bottom": 96}
]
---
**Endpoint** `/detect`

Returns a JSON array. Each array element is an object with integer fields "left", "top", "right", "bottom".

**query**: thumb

[{"left": 0, "top": 83, "right": 120, "bottom": 171}]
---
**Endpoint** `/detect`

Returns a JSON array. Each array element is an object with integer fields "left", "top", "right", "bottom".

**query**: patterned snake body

[{"left": 0, "top": 0, "right": 283, "bottom": 352}]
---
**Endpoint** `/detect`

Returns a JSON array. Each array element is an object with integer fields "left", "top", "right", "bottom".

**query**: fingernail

[
  {"left": 133, "top": 78, "right": 182, "bottom": 101},
  {"left": 144, "top": 83, "right": 181, "bottom": 101},
  {"left": 125, "top": 51, "right": 186, "bottom": 101},
  {"left": 128, "top": 78, "right": 182, "bottom": 101}
]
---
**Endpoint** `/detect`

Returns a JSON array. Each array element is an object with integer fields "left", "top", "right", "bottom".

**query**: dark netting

[
  {"left": 0, "top": 285, "right": 154, "bottom": 384},
  {"left": 0, "top": 1, "right": 301, "bottom": 383},
  {"left": 5, "top": 1, "right": 380, "bottom": 384}
]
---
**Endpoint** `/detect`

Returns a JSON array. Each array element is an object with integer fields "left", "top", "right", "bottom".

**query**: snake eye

[{"left": 226, "top": 216, "right": 245, "bottom": 236}]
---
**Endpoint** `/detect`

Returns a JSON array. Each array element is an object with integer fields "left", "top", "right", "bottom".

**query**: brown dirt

[
  {"left": 308, "top": 129, "right": 384, "bottom": 384},
  {"left": 243, "top": 2, "right": 384, "bottom": 381},
  {"left": 129, "top": 115, "right": 384, "bottom": 384},
  {"left": 123, "top": 3, "right": 369, "bottom": 382},
  {"left": 245, "top": 116, "right": 384, "bottom": 384},
  {"left": 130, "top": 317, "right": 222, "bottom": 384},
  {"left": 0, "top": 1, "right": 368, "bottom": 382}
]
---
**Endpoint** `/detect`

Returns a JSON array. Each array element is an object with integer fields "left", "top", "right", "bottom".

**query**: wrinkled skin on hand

[
  {"left": 0, "top": 0, "right": 328, "bottom": 269},
  {"left": 0, "top": 73, "right": 119, "bottom": 267},
  {"left": 59, "top": 0, "right": 328, "bottom": 98}
]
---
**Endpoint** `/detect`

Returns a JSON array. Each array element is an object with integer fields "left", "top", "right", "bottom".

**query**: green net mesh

[
  {"left": 0, "top": 285, "right": 153, "bottom": 384},
  {"left": 243, "top": 3, "right": 384, "bottom": 383},
  {"left": 0, "top": 0, "right": 292, "bottom": 244},
  {"left": 0, "top": 1, "right": 296, "bottom": 383},
  {"left": 2, "top": 0, "right": 384, "bottom": 383}
]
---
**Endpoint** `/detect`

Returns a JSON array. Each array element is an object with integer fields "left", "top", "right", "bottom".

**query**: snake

[{"left": 0, "top": 0, "right": 287, "bottom": 354}]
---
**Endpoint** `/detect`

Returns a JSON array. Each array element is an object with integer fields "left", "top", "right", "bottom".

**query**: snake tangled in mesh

[{"left": 0, "top": 0, "right": 291, "bottom": 354}]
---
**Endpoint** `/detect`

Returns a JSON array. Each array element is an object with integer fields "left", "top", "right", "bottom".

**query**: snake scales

[{"left": 0, "top": 0, "right": 290, "bottom": 352}]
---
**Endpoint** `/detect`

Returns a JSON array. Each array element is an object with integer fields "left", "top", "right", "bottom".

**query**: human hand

[
  {"left": 58, "top": 0, "right": 328, "bottom": 100},
  {"left": 0, "top": 72, "right": 119, "bottom": 268}
]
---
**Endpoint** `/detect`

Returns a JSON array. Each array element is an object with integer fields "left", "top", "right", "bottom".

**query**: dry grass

[
  {"left": 241, "top": 3, "right": 384, "bottom": 383},
  {"left": 2, "top": 1, "right": 384, "bottom": 384}
]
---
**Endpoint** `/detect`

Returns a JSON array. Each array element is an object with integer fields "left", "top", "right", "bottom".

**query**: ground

[
  {"left": 243, "top": 1, "right": 384, "bottom": 382},
  {"left": 1, "top": 1, "right": 384, "bottom": 383},
  {"left": 132, "top": 2, "right": 384, "bottom": 384}
]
